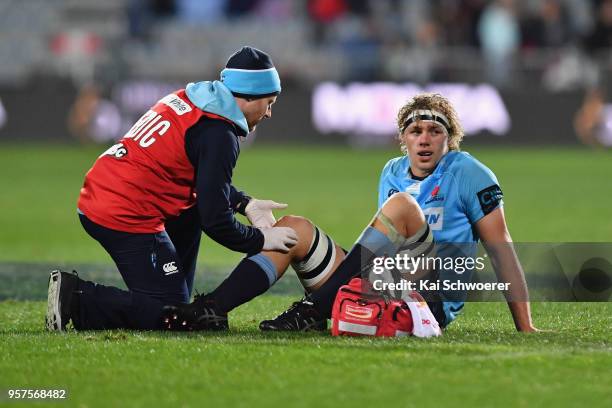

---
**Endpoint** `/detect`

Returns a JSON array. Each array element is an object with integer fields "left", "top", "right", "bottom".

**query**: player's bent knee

[
  {"left": 382, "top": 192, "right": 426, "bottom": 237},
  {"left": 385, "top": 192, "right": 420, "bottom": 213},
  {"left": 275, "top": 215, "right": 314, "bottom": 238}
]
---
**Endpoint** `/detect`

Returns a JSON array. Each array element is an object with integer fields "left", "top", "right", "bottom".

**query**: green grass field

[{"left": 1, "top": 144, "right": 611, "bottom": 407}]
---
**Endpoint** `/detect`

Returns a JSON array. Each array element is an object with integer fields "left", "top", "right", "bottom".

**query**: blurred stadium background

[{"left": 2, "top": 0, "right": 612, "bottom": 146}]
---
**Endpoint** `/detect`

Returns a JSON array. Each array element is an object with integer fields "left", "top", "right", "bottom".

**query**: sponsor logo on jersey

[
  {"left": 477, "top": 184, "right": 503, "bottom": 215},
  {"left": 160, "top": 94, "right": 192, "bottom": 116},
  {"left": 387, "top": 188, "right": 399, "bottom": 198},
  {"left": 423, "top": 207, "right": 444, "bottom": 230},
  {"left": 425, "top": 186, "right": 444, "bottom": 204},
  {"left": 162, "top": 261, "right": 179, "bottom": 275},
  {"left": 425, "top": 195, "right": 444, "bottom": 204}
]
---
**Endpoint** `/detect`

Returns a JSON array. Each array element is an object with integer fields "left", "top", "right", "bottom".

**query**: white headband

[{"left": 403, "top": 109, "right": 451, "bottom": 134}]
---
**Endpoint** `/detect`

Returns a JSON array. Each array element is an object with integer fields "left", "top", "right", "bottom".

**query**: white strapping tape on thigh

[{"left": 376, "top": 210, "right": 432, "bottom": 251}]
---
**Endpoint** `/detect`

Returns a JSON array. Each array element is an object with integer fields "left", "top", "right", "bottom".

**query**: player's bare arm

[{"left": 475, "top": 206, "right": 538, "bottom": 332}]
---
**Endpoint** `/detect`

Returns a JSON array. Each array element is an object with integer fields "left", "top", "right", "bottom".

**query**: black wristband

[{"left": 235, "top": 195, "right": 252, "bottom": 216}]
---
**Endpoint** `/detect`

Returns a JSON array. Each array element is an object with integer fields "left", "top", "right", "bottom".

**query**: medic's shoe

[
  {"left": 45, "top": 270, "right": 80, "bottom": 332},
  {"left": 162, "top": 294, "right": 228, "bottom": 331}
]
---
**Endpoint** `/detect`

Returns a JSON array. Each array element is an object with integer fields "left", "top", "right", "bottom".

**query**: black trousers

[{"left": 75, "top": 207, "right": 201, "bottom": 330}]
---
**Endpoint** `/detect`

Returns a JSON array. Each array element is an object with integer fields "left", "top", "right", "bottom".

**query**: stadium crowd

[
  {"left": 1, "top": 0, "right": 611, "bottom": 89},
  {"left": 124, "top": 0, "right": 612, "bottom": 87}
]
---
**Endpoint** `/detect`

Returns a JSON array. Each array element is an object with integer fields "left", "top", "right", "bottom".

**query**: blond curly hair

[{"left": 397, "top": 93, "right": 464, "bottom": 153}]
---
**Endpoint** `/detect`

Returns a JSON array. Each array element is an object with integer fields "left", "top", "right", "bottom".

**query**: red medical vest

[{"left": 78, "top": 90, "right": 229, "bottom": 233}]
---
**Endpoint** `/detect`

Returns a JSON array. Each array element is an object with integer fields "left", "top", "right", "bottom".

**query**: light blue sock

[{"left": 356, "top": 226, "right": 395, "bottom": 256}]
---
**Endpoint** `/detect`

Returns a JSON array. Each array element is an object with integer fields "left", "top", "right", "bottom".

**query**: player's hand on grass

[
  {"left": 261, "top": 227, "right": 298, "bottom": 253},
  {"left": 246, "top": 199, "right": 288, "bottom": 228},
  {"left": 517, "top": 323, "right": 551, "bottom": 333}
]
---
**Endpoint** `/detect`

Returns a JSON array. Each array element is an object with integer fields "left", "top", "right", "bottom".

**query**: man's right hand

[{"left": 261, "top": 227, "right": 298, "bottom": 253}]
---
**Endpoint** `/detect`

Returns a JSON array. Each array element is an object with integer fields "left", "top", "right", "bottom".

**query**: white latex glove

[
  {"left": 261, "top": 227, "right": 298, "bottom": 253},
  {"left": 245, "top": 199, "right": 288, "bottom": 228}
]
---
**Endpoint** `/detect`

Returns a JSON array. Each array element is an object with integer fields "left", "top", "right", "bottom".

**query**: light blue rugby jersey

[{"left": 377, "top": 151, "right": 503, "bottom": 325}]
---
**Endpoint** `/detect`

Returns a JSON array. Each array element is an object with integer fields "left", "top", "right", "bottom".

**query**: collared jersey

[{"left": 378, "top": 151, "right": 503, "bottom": 324}]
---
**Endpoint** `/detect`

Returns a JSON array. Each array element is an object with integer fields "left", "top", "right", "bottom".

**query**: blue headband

[{"left": 220, "top": 67, "right": 281, "bottom": 96}]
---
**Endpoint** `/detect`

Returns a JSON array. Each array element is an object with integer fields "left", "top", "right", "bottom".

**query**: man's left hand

[{"left": 245, "top": 199, "right": 288, "bottom": 228}]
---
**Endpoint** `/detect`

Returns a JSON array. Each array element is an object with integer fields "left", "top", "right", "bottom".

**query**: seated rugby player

[{"left": 164, "top": 93, "right": 538, "bottom": 333}]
